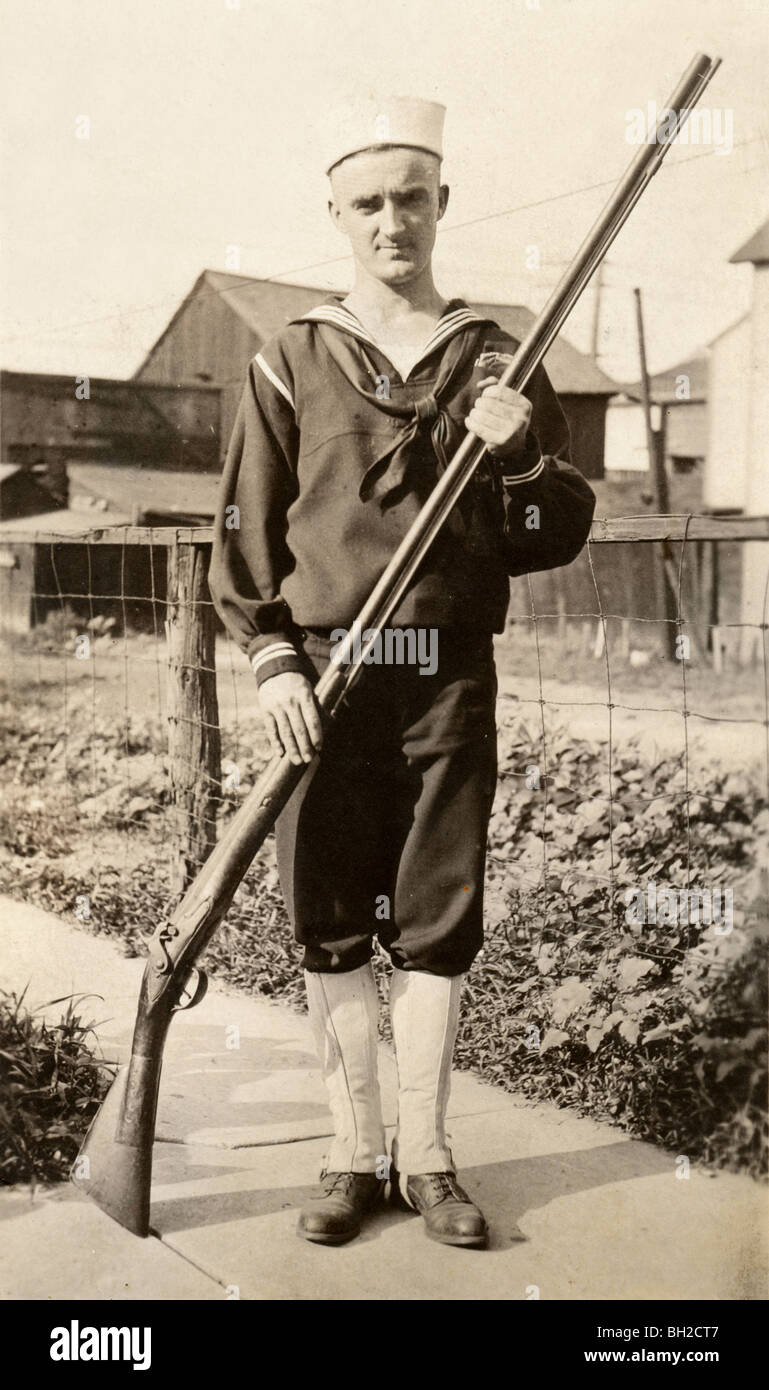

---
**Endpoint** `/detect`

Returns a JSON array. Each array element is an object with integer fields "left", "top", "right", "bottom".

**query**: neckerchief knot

[
  {"left": 310, "top": 318, "right": 489, "bottom": 505},
  {"left": 414, "top": 393, "right": 439, "bottom": 427}
]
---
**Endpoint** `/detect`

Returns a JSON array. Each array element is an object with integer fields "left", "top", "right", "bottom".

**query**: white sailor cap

[{"left": 324, "top": 96, "right": 445, "bottom": 175}]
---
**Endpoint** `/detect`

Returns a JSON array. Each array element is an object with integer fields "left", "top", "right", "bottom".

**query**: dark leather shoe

[
  {"left": 390, "top": 1166, "right": 489, "bottom": 1248},
  {"left": 297, "top": 1171, "right": 384, "bottom": 1246}
]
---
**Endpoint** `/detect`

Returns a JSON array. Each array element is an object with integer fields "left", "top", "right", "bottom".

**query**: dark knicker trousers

[{"left": 274, "top": 629, "right": 498, "bottom": 976}]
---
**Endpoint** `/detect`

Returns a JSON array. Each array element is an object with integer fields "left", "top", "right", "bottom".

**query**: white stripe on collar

[
  {"left": 419, "top": 311, "right": 486, "bottom": 359},
  {"left": 297, "top": 302, "right": 488, "bottom": 376},
  {"left": 298, "top": 305, "right": 379, "bottom": 349}
]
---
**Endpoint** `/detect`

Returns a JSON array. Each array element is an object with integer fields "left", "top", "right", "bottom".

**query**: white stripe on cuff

[
  {"left": 502, "top": 455, "right": 546, "bottom": 486},
  {"left": 251, "top": 642, "right": 298, "bottom": 673}
]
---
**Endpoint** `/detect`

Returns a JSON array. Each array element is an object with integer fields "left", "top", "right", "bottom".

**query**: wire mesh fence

[
  {"left": 1, "top": 513, "right": 767, "bottom": 1170},
  {"left": 0, "top": 514, "right": 767, "bottom": 958}
]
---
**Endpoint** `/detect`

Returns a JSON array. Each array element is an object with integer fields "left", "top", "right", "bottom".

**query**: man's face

[{"left": 328, "top": 147, "right": 449, "bottom": 286}]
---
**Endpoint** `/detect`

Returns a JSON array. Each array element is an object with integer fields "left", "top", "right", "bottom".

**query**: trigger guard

[{"left": 174, "top": 967, "right": 208, "bottom": 1012}]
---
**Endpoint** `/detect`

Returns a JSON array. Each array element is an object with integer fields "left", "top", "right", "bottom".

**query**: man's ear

[
  {"left": 327, "top": 197, "right": 344, "bottom": 233},
  {"left": 437, "top": 183, "right": 450, "bottom": 221}
]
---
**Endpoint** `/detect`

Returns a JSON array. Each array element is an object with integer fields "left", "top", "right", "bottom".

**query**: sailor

[{"left": 209, "top": 95, "right": 595, "bottom": 1248}]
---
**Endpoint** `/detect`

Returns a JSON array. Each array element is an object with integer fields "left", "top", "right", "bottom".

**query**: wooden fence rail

[{"left": 4, "top": 513, "right": 769, "bottom": 547}]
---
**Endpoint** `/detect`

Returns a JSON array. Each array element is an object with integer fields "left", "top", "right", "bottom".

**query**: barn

[{"left": 133, "top": 270, "right": 619, "bottom": 479}]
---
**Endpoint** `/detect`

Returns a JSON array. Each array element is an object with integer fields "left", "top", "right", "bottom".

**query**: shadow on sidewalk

[{"left": 150, "top": 1138, "right": 671, "bottom": 1251}]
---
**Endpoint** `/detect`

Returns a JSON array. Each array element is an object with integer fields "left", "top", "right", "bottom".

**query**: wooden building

[
  {"left": 705, "top": 315, "right": 750, "bottom": 513},
  {"left": 606, "top": 353, "right": 708, "bottom": 484},
  {"left": 134, "top": 270, "right": 619, "bottom": 478},
  {"left": 646, "top": 354, "right": 708, "bottom": 474},
  {"left": 0, "top": 368, "right": 220, "bottom": 482},
  {"left": 728, "top": 218, "right": 769, "bottom": 660},
  {"left": 0, "top": 371, "right": 222, "bottom": 633}
]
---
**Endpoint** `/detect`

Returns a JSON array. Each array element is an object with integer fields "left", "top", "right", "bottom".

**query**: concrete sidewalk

[{"left": 1, "top": 897, "right": 766, "bottom": 1301}]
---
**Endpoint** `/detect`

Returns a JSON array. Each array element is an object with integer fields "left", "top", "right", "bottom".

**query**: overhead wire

[{"left": 0, "top": 136, "right": 763, "bottom": 349}]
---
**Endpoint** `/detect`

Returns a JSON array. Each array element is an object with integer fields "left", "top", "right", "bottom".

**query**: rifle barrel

[{"left": 322, "top": 52, "right": 722, "bottom": 702}]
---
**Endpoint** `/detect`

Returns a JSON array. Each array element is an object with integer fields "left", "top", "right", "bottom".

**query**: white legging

[{"left": 305, "top": 962, "right": 463, "bottom": 1176}]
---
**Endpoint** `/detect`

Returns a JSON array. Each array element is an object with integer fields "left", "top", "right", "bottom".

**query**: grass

[{"left": 0, "top": 988, "right": 115, "bottom": 1186}]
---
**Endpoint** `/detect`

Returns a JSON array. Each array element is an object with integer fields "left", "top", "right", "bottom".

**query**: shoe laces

[
  {"left": 424, "top": 1172, "right": 467, "bottom": 1205},
  {"left": 320, "top": 1171, "right": 358, "bottom": 1197}
]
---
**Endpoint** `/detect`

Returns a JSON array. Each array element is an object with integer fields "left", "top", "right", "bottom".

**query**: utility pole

[{"left": 634, "top": 287, "right": 677, "bottom": 659}]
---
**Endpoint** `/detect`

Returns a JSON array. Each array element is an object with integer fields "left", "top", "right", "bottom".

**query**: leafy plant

[
  {"left": 0, "top": 694, "right": 766, "bottom": 1180},
  {"left": 0, "top": 989, "right": 115, "bottom": 1185}
]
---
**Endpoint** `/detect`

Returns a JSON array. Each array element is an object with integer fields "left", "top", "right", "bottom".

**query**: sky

[{"left": 1, "top": 0, "right": 767, "bottom": 385}]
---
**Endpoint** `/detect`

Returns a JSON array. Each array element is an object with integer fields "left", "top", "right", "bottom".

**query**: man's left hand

[{"left": 465, "top": 378, "right": 533, "bottom": 458}]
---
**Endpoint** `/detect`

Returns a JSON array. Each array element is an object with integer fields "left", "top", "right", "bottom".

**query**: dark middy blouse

[{"left": 208, "top": 298, "right": 596, "bottom": 686}]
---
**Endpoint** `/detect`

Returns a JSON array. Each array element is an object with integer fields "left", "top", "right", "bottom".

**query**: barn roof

[
  {"left": 138, "top": 269, "right": 619, "bottom": 397},
  {"left": 0, "top": 507, "right": 134, "bottom": 536},
  {"left": 648, "top": 355, "right": 708, "bottom": 402},
  {"left": 623, "top": 353, "right": 708, "bottom": 404},
  {"left": 467, "top": 300, "right": 619, "bottom": 395},
  {"left": 203, "top": 271, "right": 328, "bottom": 342},
  {"left": 730, "top": 218, "right": 769, "bottom": 265},
  {"left": 69, "top": 463, "right": 220, "bottom": 521}
]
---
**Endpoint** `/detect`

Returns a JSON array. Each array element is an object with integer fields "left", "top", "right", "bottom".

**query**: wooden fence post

[{"left": 165, "top": 539, "right": 221, "bottom": 897}]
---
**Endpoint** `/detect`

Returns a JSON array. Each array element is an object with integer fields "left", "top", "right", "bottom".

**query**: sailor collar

[{"left": 293, "top": 297, "right": 489, "bottom": 379}]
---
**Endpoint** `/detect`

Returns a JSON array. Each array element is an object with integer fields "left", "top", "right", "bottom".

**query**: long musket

[{"left": 73, "top": 52, "right": 721, "bottom": 1235}]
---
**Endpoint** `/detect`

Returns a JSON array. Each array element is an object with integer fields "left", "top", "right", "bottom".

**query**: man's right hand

[{"left": 258, "top": 671, "right": 323, "bottom": 766}]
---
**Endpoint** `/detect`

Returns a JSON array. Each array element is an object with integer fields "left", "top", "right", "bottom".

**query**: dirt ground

[{"left": 2, "top": 624, "right": 765, "bottom": 782}]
